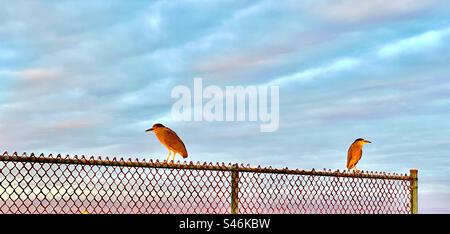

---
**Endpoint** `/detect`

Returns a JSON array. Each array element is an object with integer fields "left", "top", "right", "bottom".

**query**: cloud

[
  {"left": 377, "top": 27, "right": 450, "bottom": 57},
  {"left": 265, "top": 58, "right": 360, "bottom": 86},
  {"left": 261, "top": 25, "right": 450, "bottom": 89},
  {"left": 312, "top": 0, "right": 436, "bottom": 23},
  {"left": 13, "top": 68, "right": 62, "bottom": 81}
]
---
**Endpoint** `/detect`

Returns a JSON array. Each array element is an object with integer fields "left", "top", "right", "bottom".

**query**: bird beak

[
  {"left": 364, "top": 140, "right": 372, "bottom": 144},
  {"left": 145, "top": 128, "right": 154, "bottom": 132}
]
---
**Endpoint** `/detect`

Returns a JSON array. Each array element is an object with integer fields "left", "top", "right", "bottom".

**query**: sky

[{"left": 0, "top": 0, "right": 449, "bottom": 213}]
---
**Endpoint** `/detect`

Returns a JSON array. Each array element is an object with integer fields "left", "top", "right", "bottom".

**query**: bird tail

[
  {"left": 181, "top": 152, "right": 188, "bottom": 158},
  {"left": 346, "top": 162, "right": 354, "bottom": 170}
]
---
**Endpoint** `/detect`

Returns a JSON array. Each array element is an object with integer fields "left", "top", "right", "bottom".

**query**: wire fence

[{"left": 0, "top": 152, "right": 417, "bottom": 214}]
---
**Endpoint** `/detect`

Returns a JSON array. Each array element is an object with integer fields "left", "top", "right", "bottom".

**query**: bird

[
  {"left": 346, "top": 138, "right": 371, "bottom": 172},
  {"left": 145, "top": 123, "right": 188, "bottom": 162}
]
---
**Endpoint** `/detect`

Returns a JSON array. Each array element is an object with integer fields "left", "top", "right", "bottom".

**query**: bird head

[
  {"left": 355, "top": 138, "right": 372, "bottom": 145},
  {"left": 145, "top": 123, "right": 165, "bottom": 132}
]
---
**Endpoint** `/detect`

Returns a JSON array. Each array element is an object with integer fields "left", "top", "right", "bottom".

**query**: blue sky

[{"left": 1, "top": 0, "right": 450, "bottom": 213}]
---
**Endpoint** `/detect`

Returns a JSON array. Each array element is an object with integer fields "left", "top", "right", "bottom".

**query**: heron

[
  {"left": 145, "top": 123, "right": 188, "bottom": 162},
  {"left": 346, "top": 138, "right": 371, "bottom": 172}
]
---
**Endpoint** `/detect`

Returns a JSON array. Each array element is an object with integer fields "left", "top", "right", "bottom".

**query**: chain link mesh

[
  {"left": 0, "top": 152, "right": 412, "bottom": 214},
  {"left": 238, "top": 171, "right": 411, "bottom": 213}
]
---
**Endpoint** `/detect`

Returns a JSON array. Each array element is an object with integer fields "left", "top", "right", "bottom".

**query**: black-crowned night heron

[
  {"left": 346, "top": 138, "right": 371, "bottom": 172},
  {"left": 145, "top": 123, "right": 188, "bottom": 162}
]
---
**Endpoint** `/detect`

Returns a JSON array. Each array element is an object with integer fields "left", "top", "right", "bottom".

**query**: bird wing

[
  {"left": 347, "top": 144, "right": 362, "bottom": 169},
  {"left": 162, "top": 127, "right": 188, "bottom": 157}
]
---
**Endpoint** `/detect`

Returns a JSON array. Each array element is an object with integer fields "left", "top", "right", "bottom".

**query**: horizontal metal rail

[{"left": 0, "top": 151, "right": 411, "bottom": 180}]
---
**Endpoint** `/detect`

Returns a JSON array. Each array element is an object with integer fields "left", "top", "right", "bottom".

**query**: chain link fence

[{"left": 0, "top": 152, "right": 417, "bottom": 214}]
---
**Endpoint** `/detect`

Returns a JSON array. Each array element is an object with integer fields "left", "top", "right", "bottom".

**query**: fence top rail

[{"left": 0, "top": 151, "right": 412, "bottom": 181}]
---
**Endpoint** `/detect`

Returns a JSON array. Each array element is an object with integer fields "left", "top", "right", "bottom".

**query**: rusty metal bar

[
  {"left": 0, "top": 152, "right": 411, "bottom": 180},
  {"left": 410, "top": 169, "right": 418, "bottom": 214}
]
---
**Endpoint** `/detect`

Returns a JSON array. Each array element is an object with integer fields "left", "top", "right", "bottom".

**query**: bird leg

[
  {"left": 166, "top": 150, "right": 172, "bottom": 163},
  {"left": 172, "top": 152, "right": 176, "bottom": 163}
]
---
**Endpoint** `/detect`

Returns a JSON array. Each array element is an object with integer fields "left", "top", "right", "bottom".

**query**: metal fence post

[
  {"left": 231, "top": 163, "right": 239, "bottom": 214},
  {"left": 410, "top": 169, "right": 418, "bottom": 214}
]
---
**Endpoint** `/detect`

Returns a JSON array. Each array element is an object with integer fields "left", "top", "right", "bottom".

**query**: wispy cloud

[
  {"left": 377, "top": 27, "right": 450, "bottom": 57},
  {"left": 265, "top": 58, "right": 361, "bottom": 86},
  {"left": 312, "top": 0, "right": 437, "bottom": 23}
]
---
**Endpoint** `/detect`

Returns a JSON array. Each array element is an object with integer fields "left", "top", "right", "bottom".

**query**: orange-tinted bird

[
  {"left": 346, "top": 138, "right": 371, "bottom": 172},
  {"left": 146, "top": 123, "right": 188, "bottom": 162}
]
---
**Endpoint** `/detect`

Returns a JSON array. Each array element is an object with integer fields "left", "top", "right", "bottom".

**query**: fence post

[
  {"left": 410, "top": 169, "right": 418, "bottom": 214},
  {"left": 231, "top": 164, "right": 239, "bottom": 214}
]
